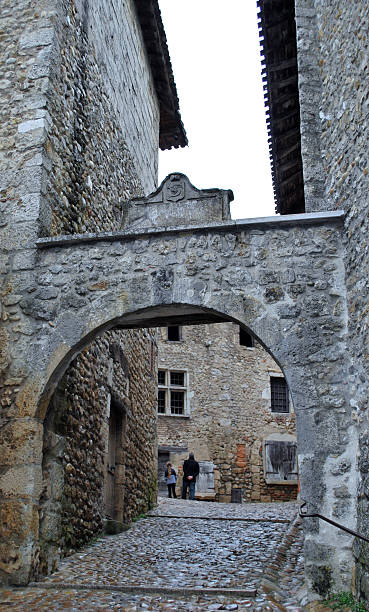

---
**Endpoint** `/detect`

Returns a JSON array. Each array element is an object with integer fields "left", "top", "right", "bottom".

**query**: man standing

[{"left": 182, "top": 452, "right": 200, "bottom": 500}]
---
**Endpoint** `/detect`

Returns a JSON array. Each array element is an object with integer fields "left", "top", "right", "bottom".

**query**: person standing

[
  {"left": 165, "top": 462, "right": 177, "bottom": 498},
  {"left": 182, "top": 452, "right": 199, "bottom": 500}
]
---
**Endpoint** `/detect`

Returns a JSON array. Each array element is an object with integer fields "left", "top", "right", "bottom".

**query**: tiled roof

[
  {"left": 257, "top": 0, "right": 305, "bottom": 214},
  {"left": 134, "top": 0, "right": 188, "bottom": 150}
]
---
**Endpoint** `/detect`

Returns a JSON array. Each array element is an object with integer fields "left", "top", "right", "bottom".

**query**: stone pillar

[{"left": 0, "top": 0, "right": 60, "bottom": 583}]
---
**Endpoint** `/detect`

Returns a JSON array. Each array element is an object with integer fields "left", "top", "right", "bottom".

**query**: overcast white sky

[{"left": 158, "top": 0, "right": 276, "bottom": 220}]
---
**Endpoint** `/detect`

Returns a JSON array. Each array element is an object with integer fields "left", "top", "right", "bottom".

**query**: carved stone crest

[
  {"left": 163, "top": 173, "right": 185, "bottom": 203},
  {"left": 124, "top": 173, "right": 233, "bottom": 230}
]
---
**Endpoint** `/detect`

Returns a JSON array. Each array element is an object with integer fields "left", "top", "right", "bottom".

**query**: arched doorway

[
  {"left": 4, "top": 200, "right": 354, "bottom": 596},
  {"left": 34, "top": 303, "right": 299, "bottom": 579}
]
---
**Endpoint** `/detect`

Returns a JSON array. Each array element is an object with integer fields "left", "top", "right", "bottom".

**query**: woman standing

[{"left": 164, "top": 462, "right": 177, "bottom": 498}]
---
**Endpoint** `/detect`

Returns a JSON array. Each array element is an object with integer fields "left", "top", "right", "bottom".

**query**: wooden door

[
  {"left": 105, "top": 407, "right": 119, "bottom": 519},
  {"left": 158, "top": 452, "right": 169, "bottom": 496}
]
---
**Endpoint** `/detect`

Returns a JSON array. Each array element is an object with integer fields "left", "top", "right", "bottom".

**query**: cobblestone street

[{"left": 0, "top": 499, "right": 306, "bottom": 611}]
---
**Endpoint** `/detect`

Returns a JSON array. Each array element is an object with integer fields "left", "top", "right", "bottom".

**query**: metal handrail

[{"left": 299, "top": 501, "right": 369, "bottom": 543}]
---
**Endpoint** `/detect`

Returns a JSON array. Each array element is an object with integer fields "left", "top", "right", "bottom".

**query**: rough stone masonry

[
  {"left": 0, "top": 0, "right": 167, "bottom": 585},
  {"left": 0, "top": 0, "right": 368, "bottom": 606},
  {"left": 3, "top": 168, "right": 353, "bottom": 594},
  {"left": 294, "top": 0, "right": 369, "bottom": 601}
]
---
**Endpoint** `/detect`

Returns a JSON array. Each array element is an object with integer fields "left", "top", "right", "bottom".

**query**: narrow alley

[{"left": 0, "top": 499, "right": 306, "bottom": 611}]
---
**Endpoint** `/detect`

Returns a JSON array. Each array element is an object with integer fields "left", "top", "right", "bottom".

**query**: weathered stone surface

[
  {"left": 0, "top": 501, "right": 39, "bottom": 542},
  {"left": 0, "top": 419, "right": 43, "bottom": 465},
  {"left": 295, "top": 0, "right": 368, "bottom": 598},
  {"left": 0, "top": 0, "right": 366, "bottom": 605},
  {"left": 124, "top": 173, "right": 233, "bottom": 230},
  {"left": 37, "top": 330, "right": 157, "bottom": 578},
  {"left": 0, "top": 204, "right": 352, "bottom": 589},
  {"left": 0, "top": 0, "right": 160, "bottom": 586}
]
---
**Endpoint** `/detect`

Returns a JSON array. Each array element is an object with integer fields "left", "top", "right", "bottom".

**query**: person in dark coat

[{"left": 182, "top": 452, "right": 200, "bottom": 500}]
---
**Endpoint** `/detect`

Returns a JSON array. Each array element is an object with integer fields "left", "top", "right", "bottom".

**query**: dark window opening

[
  {"left": 170, "top": 391, "right": 184, "bottom": 415},
  {"left": 170, "top": 371, "right": 185, "bottom": 386},
  {"left": 158, "top": 390, "right": 166, "bottom": 414},
  {"left": 239, "top": 327, "right": 254, "bottom": 347},
  {"left": 150, "top": 340, "right": 155, "bottom": 374},
  {"left": 271, "top": 377, "right": 289, "bottom": 413},
  {"left": 167, "top": 326, "right": 181, "bottom": 341},
  {"left": 158, "top": 370, "right": 165, "bottom": 385}
]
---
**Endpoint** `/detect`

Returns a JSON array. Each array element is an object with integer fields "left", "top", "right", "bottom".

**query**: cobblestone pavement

[
  {"left": 150, "top": 498, "right": 299, "bottom": 522},
  {"left": 0, "top": 499, "right": 306, "bottom": 611}
]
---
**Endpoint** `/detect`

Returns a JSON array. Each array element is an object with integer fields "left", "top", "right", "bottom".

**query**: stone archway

[{"left": 1, "top": 176, "right": 354, "bottom": 594}]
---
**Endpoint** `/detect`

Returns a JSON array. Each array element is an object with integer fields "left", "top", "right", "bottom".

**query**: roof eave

[
  {"left": 257, "top": 0, "right": 305, "bottom": 215},
  {"left": 133, "top": 0, "right": 188, "bottom": 150}
]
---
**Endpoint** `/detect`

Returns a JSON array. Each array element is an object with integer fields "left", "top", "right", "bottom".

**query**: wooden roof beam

[{"left": 279, "top": 170, "right": 304, "bottom": 187}]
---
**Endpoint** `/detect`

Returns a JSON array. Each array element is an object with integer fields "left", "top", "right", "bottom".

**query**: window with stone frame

[
  {"left": 270, "top": 376, "right": 289, "bottom": 413},
  {"left": 157, "top": 369, "right": 188, "bottom": 416}
]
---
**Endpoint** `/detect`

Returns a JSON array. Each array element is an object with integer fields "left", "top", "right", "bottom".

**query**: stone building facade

[
  {"left": 157, "top": 323, "right": 298, "bottom": 503},
  {"left": 0, "top": 0, "right": 184, "bottom": 583}
]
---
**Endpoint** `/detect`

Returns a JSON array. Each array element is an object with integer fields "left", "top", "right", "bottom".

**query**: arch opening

[
  {"left": 34, "top": 302, "right": 299, "bottom": 579},
  {"left": 38, "top": 302, "right": 290, "bottom": 418}
]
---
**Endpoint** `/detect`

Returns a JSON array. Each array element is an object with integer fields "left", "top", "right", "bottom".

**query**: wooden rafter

[{"left": 257, "top": 0, "right": 305, "bottom": 214}]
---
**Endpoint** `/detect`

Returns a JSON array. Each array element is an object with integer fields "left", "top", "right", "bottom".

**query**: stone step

[
  {"left": 27, "top": 582, "right": 257, "bottom": 598},
  {"left": 147, "top": 514, "right": 291, "bottom": 524}
]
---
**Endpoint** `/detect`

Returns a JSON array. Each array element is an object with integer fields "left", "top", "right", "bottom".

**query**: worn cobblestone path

[{"left": 0, "top": 499, "right": 306, "bottom": 611}]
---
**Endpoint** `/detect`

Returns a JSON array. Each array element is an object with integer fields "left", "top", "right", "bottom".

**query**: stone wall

[
  {"left": 0, "top": 0, "right": 160, "bottom": 584},
  {"left": 46, "top": 0, "right": 159, "bottom": 236},
  {"left": 157, "top": 322, "right": 297, "bottom": 503},
  {"left": 24, "top": 210, "right": 351, "bottom": 597},
  {"left": 38, "top": 329, "right": 157, "bottom": 577},
  {"left": 38, "top": 0, "right": 159, "bottom": 578},
  {"left": 73, "top": 0, "right": 160, "bottom": 197},
  {"left": 295, "top": 0, "right": 369, "bottom": 599}
]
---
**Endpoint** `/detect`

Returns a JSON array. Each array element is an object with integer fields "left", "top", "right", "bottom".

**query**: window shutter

[{"left": 265, "top": 440, "right": 298, "bottom": 481}]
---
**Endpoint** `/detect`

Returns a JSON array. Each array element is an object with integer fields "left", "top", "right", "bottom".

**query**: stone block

[
  {"left": 0, "top": 419, "right": 42, "bottom": 465},
  {"left": 39, "top": 510, "right": 61, "bottom": 541},
  {"left": 8, "top": 194, "right": 42, "bottom": 223},
  {"left": 0, "top": 221, "right": 39, "bottom": 251},
  {"left": 0, "top": 500, "right": 38, "bottom": 542},
  {"left": 0, "top": 543, "right": 23, "bottom": 576},
  {"left": 19, "top": 28, "right": 55, "bottom": 49},
  {"left": 124, "top": 173, "right": 233, "bottom": 230},
  {"left": 18, "top": 119, "right": 46, "bottom": 134},
  {"left": 0, "top": 464, "right": 42, "bottom": 499},
  {"left": 12, "top": 250, "right": 37, "bottom": 271},
  {"left": 28, "top": 48, "right": 52, "bottom": 80}
]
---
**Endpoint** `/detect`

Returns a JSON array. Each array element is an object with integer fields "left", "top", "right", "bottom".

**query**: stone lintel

[
  {"left": 158, "top": 445, "right": 188, "bottom": 453},
  {"left": 36, "top": 209, "right": 345, "bottom": 250}
]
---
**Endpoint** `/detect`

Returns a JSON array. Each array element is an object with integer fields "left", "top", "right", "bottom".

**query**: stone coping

[{"left": 36, "top": 210, "right": 345, "bottom": 249}]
